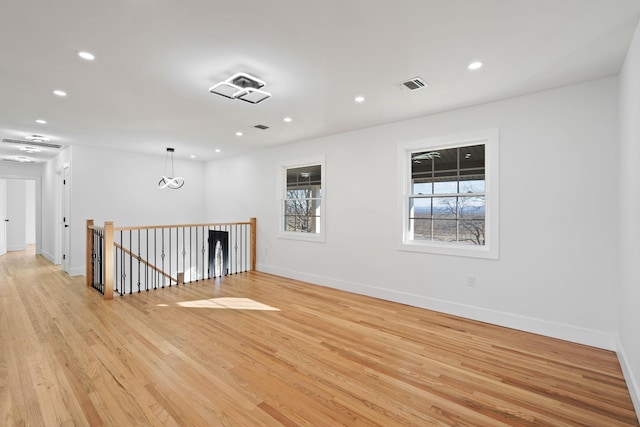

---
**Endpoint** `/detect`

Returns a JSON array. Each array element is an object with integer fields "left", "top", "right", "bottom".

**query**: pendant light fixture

[{"left": 158, "top": 147, "right": 184, "bottom": 189}]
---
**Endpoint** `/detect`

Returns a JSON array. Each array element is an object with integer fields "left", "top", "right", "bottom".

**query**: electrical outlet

[{"left": 467, "top": 274, "right": 475, "bottom": 287}]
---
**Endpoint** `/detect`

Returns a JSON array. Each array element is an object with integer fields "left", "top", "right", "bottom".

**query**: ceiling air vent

[
  {"left": 2, "top": 137, "right": 62, "bottom": 149},
  {"left": 398, "top": 76, "right": 428, "bottom": 91},
  {"left": 254, "top": 124, "right": 269, "bottom": 130}
]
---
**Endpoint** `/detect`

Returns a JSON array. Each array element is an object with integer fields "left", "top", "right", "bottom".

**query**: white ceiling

[{"left": 1, "top": 0, "right": 639, "bottom": 164}]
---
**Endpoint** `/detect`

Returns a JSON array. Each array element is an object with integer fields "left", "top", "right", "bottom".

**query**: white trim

[
  {"left": 277, "top": 154, "right": 326, "bottom": 243},
  {"left": 397, "top": 129, "right": 499, "bottom": 259},
  {"left": 41, "top": 248, "right": 57, "bottom": 264},
  {"left": 61, "top": 164, "right": 71, "bottom": 273},
  {"left": 69, "top": 266, "right": 85, "bottom": 277},
  {"left": 617, "top": 337, "right": 640, "bottom": 422},
  {"left": 257, "top": 263, "right": 616, "bottom": 350}
]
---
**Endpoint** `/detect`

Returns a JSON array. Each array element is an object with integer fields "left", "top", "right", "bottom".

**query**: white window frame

[
  {"left": 398, "top": 129, "right": 499, "bottom": 259},
  {"left": 278, "top": 155, "right": 326, "bottom": 242}
]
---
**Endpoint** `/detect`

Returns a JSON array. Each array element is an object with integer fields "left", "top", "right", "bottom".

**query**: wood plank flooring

[{"left": 1, "top": 248, "right": 638, "bottom": 426}]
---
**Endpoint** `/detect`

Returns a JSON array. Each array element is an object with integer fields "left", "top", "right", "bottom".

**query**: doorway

[
  {"left": 0, "top": 180, "right": 6, "bottom": 257},
  {"left": 0, "top": 178, "right": 36, "bottom": 255}
]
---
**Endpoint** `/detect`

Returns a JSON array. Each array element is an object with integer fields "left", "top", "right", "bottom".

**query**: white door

[
  {"left": 6, "top": 180, "right": 26, "bottom": 251},
  {"left": 62, "top": 166, "right": 70, "bottom": 272},
  {"left": 0, "top": 179, "right": 6, "bottom": 257}
]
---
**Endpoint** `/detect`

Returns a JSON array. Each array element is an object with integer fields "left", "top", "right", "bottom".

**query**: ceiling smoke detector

[
  {"left": 397, "top": 76, "right": 429, "bottom": 91},
  {"left": 209, "top": 72, "right": 271, "bottom": 104}
]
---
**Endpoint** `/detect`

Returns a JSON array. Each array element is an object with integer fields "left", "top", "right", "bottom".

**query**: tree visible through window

[
  {"left": 409, "top": 144, "right": 485, "bottom": 245},
  {"left": 284, "top": 164, "right": 322, "bottom": 233}
]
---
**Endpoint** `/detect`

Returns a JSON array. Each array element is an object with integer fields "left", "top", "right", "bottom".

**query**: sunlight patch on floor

[{"left": 175, "top": 297, "right": 280, "bottom": 311}]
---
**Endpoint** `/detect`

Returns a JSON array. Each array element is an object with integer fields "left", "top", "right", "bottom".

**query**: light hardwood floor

[{"left": 1, "top": 248, "right": 638, "bottom": 426}]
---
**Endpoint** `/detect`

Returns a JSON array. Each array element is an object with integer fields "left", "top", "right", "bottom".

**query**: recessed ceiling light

[
  {"left": 236, "top": 132, "right": 243, "bottom": 137},
  {"left": 283, "top": 117, "right": 292, "bottom": 123},
  {"left": 190, "top": 154, "right": 196, "bottom": 159},
  {"left": 468, "top": 61, "right": 483, "bottom": 70},
  {"left": 21, "top": 147, "right": 42, "bottom": 153},
  {"left": 12, "top": 156, "right": 34, "bottom": 163},
  {"left": 215, "top": 149, "right": 221, "bottom": 153},
  {"left": 35, "top": 119, "right": 47, "bottom": 124},
  {"left": 354, "top": 95, "right": 365, "bottom": 103},
  {"left": 25, "top": 134, "right": 50, "bottom": 142},
  {"left": 78, "top": 51, "right": 95, "bottom": 61},
  {"left": 53, "top": 90, "right": 67, "bottom": 97}
]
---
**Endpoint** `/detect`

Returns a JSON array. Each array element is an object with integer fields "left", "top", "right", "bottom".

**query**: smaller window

[
  {"left": 280, "top": 157, "right": 325, "bottom": 242},
  {"left": 284, "top": 165, "right": 322, "bottom": 233}
]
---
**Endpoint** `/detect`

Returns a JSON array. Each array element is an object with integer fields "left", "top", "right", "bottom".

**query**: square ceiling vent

[{"left": 397, "top": 76, "right": 429, "bottom": 91}]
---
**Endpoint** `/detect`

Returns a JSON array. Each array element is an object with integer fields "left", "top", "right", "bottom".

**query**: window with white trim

[
  {"left": 279, "top": 158, "right": 325, "bottom": 242},
  {"left": 399, "top": 130, "right": 499, "bottom": 259}
]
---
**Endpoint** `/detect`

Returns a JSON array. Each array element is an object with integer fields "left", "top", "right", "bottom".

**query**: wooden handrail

[
  {"left": 113, "top": 221, "right": 251, "bottom": 232},
  {"left": 88, "top": 222, "right": 250, "bottom": 232}
]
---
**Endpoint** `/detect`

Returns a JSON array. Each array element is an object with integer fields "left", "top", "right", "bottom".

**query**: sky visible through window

[{"left": 410, "top": 144, "right": 486, "bottom": 245}]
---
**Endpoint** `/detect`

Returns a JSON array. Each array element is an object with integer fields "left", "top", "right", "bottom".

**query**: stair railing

[{"left": 86, "top": 218, "right": 256, "bottom": 299}]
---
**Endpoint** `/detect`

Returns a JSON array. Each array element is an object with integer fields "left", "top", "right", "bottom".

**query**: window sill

[
  {"left": 278, "top": 231, "right": 325, "bottom": 243},
  {"left": 398, "top": 240, "right": 498, "bottom": 259}
]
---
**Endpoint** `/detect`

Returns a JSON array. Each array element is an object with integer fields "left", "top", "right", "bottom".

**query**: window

[
  {"left": 411, "top": 144, "right": 485, "bottom": 244},
  {"left": 280, "top": 157, "right": 325, "bottom": 241},
  {"left": 399, "top": 130, "right": 499, "bottom": 259}
]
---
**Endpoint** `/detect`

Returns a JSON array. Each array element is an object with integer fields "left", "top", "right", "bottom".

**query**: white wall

[
  {"left": 25, "top": 180, "right": 35, "bottom": 244},
  {"left": 205, "top": 77, "right": 620, "bottom": 350},
  {"left": 618, "top": 19, "right": 640, "bottom": 420},
  {"left": 0, "top": 161, "right": 42, "bottom": 177},
  {"left": 65, "top": 145, "right": 206, "bottom": 276}
]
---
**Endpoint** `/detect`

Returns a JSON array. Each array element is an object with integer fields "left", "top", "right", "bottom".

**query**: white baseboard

[
  {"left": 69, "top": 266, "right": 85, "bottom": 277},
  {"left": 41, "top": 249, "right": 56, "bottom": 264},
  {"left": 617, "top": 338, "right": 640, "bottom": 422},
  {"left": 257, "top": 263, "right": 617, "bottom": 351},
  {"left": 7, "top": 244, "right": 27, "bottom": 252}
]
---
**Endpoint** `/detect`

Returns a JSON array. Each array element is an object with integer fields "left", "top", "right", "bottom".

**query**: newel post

[
  {"left": 103, "top": 221, "right": 114, "bottom": 300},
  {"left": 250, "top": 217, "right": 257, "bottom": 271},
  {"left": 86, "top": 219, "right": 94, "bottom": 287}
]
